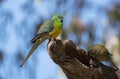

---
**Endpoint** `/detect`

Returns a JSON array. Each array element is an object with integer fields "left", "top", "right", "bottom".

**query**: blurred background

[{"left": 0, "top": 0, "right": 120, "bottom": 79}]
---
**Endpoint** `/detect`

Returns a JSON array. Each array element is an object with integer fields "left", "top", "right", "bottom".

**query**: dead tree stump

[{"left": 47, "top": 38, "right": 120, "bottom": 79}]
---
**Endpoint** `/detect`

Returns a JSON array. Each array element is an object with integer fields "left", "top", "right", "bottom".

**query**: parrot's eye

[
  {"left": 60, "top": 19, "right": 63, "bottom": 22},
  {"left": 57, "top": 15, "right": 63, "bottom": 23},
  {"left": 59, "top": 17, "right": 63, "bottom": 22}
]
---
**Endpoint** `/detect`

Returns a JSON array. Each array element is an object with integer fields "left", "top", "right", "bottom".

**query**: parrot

[
  {"left": 20, "top": 14, "right": 63, "bottom": 67},
  {"left": 87, "top": 44, "right": 118, "bottom": 69}
]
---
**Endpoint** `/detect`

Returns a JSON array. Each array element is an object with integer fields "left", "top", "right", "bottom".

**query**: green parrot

[
  {"left": 20, "top": 14, "right": 63, "bottom": 67},
  {"left": 88, "top": 44, "right": 118, "bottom": 69}
]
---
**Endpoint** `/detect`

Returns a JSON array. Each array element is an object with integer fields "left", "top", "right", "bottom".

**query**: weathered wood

[{"left": 47, "top": 38, "right": 120, "bottom": 79}]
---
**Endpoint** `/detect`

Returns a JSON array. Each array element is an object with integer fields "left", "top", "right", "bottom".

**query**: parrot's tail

[{"left": 20, "top": 34, "right": 49, "bottom": 67}]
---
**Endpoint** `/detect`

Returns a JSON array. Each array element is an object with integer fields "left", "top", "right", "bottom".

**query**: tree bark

[{"left": 47, "top": 38, "right": 120, "bottom": 79}]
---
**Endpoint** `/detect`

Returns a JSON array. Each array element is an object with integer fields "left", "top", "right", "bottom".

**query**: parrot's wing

[
  {"left": 31, "top": 20, "right": 54, "bottom": 43},
  {"left": 31, "top": 32, "right": 48, "bottom": 43},
  {"left": 37, "top": 20, "right": 54, "bottom": 34}
]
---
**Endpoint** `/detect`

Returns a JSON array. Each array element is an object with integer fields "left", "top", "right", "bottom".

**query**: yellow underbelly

[{"left": 49, "top": 27, "right": 62, "bottom": 38}]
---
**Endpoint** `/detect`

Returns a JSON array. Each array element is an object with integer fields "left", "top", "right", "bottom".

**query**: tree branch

[{"left": 47, "top": 38, "right": 120, "bottom": 79}]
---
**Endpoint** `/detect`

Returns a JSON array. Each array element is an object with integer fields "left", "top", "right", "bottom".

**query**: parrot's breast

[{"left": 49, "top": 26, "right": 62, "bottom": 38}]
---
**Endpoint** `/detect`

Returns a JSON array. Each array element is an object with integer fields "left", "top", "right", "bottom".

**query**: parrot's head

[{"left": 52, "top": 14, "right": 63, "bottom": 27}]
